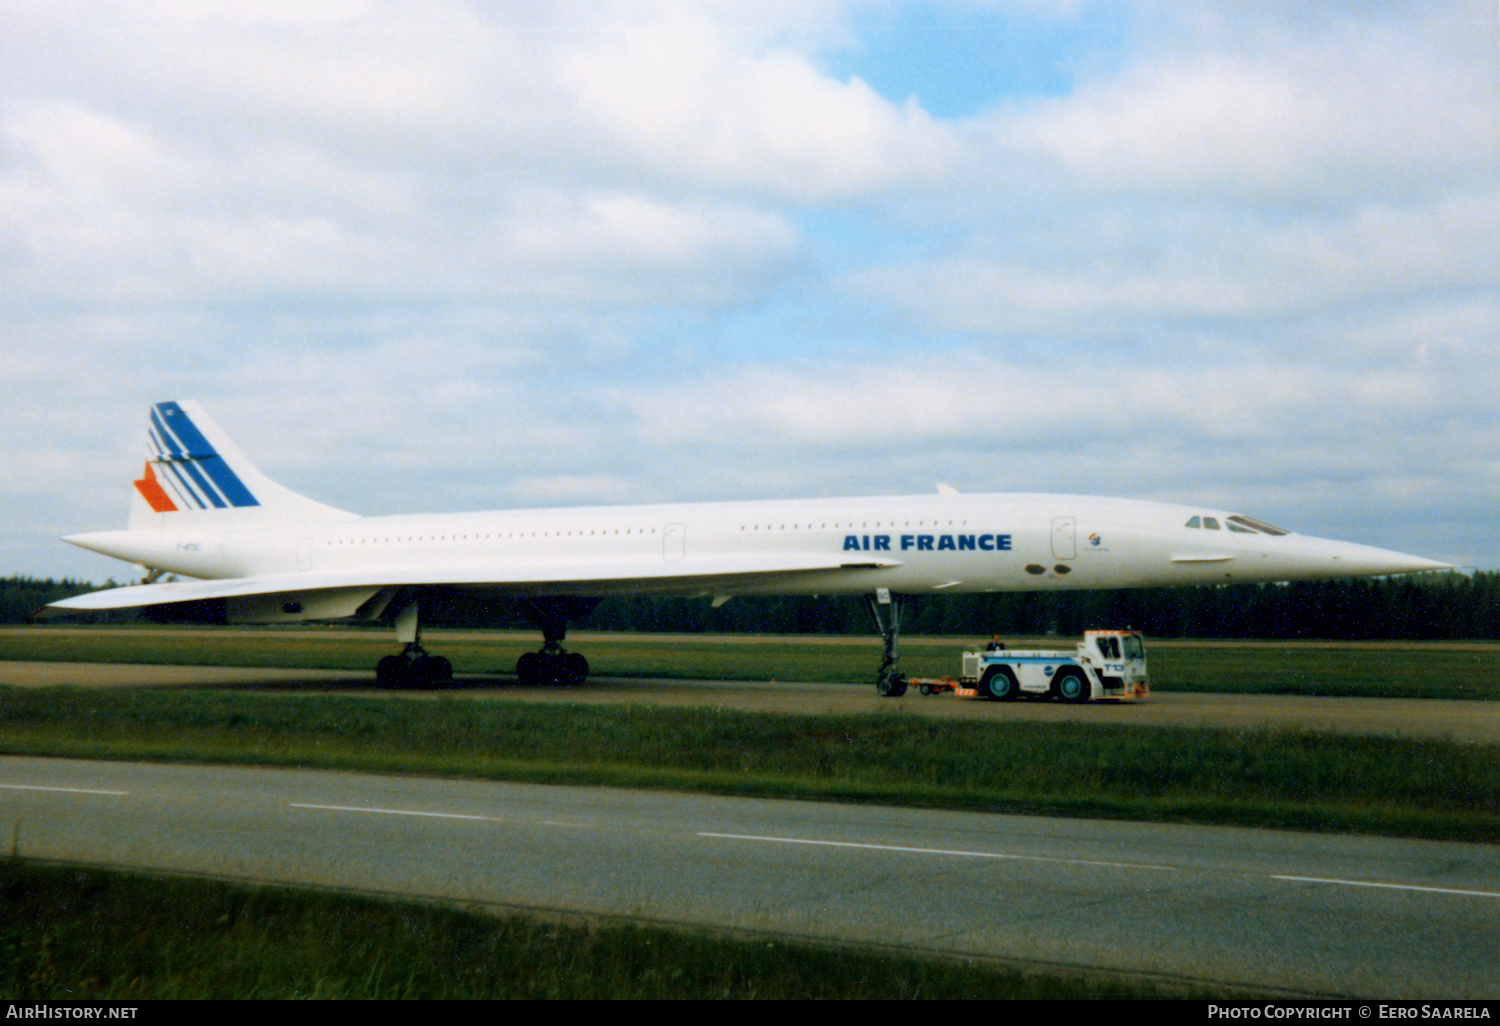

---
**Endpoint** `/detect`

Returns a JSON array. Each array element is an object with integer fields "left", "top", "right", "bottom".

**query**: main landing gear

[
  {"left": 515, "top": 597, "right": 599, "bottom": 686},
  {"left": 375, "top": 600, "right": 454, "bottom": 688},
  {"left": 865, "top": 589, "right": 910, "bottom": 697}
]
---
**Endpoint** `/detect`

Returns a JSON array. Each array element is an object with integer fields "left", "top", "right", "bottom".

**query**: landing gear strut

[
  {"left": 375, "top": 598, "right": 453, "bottom": 689},
  {"left": 515, "top": 597, "right": 598, "bottom": 686},
  {"left": 865, "top": 589, "right": 908, "bottom": 697}
]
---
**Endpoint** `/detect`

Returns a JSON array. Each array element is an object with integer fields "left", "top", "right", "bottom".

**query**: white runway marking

[
  {"left": 698, "top": 831, "right": 1179, "bottom": 872},
  {"left": 0, "top": 783, "right": 129, "bottom": 796},
  {"left": 1271, "top": 875, "right": 1500, "bottom": 899},
  {"left": 290, "top": 802, "right": 506, "bottom": 823}
]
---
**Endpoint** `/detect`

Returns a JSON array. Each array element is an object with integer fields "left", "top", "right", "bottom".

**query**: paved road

[
  {"left": 3, "top": 755, "right": 1497, "bottom": 998},
  {"left": 6, "top": 660, "right": 1500, "bottom": 743}
]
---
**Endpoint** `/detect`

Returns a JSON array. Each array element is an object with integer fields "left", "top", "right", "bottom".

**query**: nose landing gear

[{"left": 865, "top": 589, "right": 909, "bottom": 697}]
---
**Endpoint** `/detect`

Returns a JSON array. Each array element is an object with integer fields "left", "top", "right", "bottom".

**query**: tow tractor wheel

[
  {"left": 876, "top": 672, "right": 908, "bottom": 698},
  {"left": 1052, "top": 668, "right": 1091, "bottom": 703},
  {"left": 980, "top": 666, "right": 1018, "bottom": 701}
]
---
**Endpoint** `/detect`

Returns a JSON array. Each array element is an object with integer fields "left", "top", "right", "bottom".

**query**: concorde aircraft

[{"left": 48, "top": 401, "right": 1451, "bottom": 691}]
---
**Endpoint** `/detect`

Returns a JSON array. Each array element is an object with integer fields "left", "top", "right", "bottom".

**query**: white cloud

[
  {"left": 1, "top": 0, "right": 1496, "bottom": 581},
  {"left": 505, "top": 474, "right": 639, "bottom": 506},
  {"left": 500, "top": 191, "right": 798, "bottom": 275},
  {"left": 976, "top": 6, "right": 1498, "bottom": 203},
  {"left": 611, "top": 351, "right": 1500, "bottom": 508},
  {"left": 553, "top": 10, "right": 958, "bottom": 200},
  {"left": 848, "top": 187, "right": 1500, "bottom": 337}
]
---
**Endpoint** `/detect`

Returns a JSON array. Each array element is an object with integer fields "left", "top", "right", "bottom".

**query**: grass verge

[
  {"left": 0, "top": 860, "right": 1235, "bottom": 999},
  {"left": 2, "top": 685, "right": 1497, "bottom": 842},
  {"left": 5, "top": 626, "right": 1500, "bottom": 700}
]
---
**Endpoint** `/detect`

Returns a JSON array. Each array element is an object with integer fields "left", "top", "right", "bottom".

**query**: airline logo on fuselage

[{"left": 844, "top": 534, "right": 1012, "bottom": 552}]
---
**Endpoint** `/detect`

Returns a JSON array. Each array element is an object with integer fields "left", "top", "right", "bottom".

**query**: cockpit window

[
  {"left": 1227, "top": 515, "right": 1290, "bottom": 536},
  {"left": 1190, "top": 513, "right": 1291, "bottom": 535}
]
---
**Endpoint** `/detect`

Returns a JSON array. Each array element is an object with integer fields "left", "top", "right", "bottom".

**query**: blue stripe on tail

[{"left": 151, "top": 402, "right": 260, "bottom": 508}]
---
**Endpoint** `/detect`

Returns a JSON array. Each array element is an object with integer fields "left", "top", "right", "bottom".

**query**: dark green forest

[{"left": 9, "top": 571, "right": 1498, "bottom": 640}]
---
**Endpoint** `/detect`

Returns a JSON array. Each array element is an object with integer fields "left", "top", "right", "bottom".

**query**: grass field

[
  {"left": 3, "top": 628, "right": 1498, "bottom": 843},
  {"left": 5, "top": 625, "right": 1500, "bottom": 700},
  {"left": 2, "top": 682, "right": 1497, "bottom": 842},
  {"left": 0, "top": 860, "right": 1234, "bottom": 1000}
]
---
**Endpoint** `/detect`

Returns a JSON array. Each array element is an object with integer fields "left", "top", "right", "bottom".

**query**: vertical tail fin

[{"left": 129, "top": 401, "right": 355, "bottom": 529}]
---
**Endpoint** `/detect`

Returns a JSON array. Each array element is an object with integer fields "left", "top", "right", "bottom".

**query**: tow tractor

[{"left": 878, "top": 630, "right": 1149, "bottom": 702}]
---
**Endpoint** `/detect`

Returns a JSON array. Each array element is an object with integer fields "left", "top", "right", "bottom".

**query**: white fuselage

[{"left": 67, "top": 492, "right": 1444, "bottom": 598}]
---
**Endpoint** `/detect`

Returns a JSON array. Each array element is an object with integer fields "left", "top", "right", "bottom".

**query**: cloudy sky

[{"left": 4, "top": 0, "right": 1497, "bottom": 582}]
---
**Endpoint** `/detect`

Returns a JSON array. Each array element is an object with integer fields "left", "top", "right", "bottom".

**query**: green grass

[
  {"left": 1152, "top": 644, "right": 1500, "bottom": 700},
  {"left": 6, "top": 625, "right": 1500, "bottom": 699},
  {"left": 3, "top": 684, "right": 1497, "bottom": 842},
  {"left": 0, "top": 860, "right": 1230, "bottom": 999}
]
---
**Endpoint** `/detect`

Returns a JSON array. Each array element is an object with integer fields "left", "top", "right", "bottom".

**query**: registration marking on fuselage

[
  {"left": 0, "top": 783, "right": 129, "bottom": 796},
  {"left": 697, "top": 832, "right": 1179, "bottom": 872}
]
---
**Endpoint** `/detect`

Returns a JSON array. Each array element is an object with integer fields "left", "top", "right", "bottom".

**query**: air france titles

[{"left": 843, "top": 534, "right": 1012, "bottom": 552}]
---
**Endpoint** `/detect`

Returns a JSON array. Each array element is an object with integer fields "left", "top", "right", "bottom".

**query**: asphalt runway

[
  {"left": 5, "top": 660, "right": 1500, "bottom": 743},
  {"left": 3, "top": 755, "right": 1497, "bottom": 997}
]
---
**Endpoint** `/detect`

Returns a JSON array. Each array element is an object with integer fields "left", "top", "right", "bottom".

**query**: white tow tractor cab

[{"left": 896, "top": 630, "right": 1149, "bottom": 702}]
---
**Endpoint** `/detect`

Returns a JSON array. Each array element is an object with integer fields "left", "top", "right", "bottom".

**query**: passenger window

[
  {"left": 1185, "top": 516, "right": 1201, "bottom": 528},
  {"left": 1202, "top": 517, "right": 1220, "bottom": 530}
]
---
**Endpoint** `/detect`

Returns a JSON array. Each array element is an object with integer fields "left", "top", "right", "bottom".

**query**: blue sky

[
  {"left": 830, "top": 1, "right": 1134, "bottom": 114},
  {"left": 2, "top": 0, "right": 1497, "bottom": 583}
]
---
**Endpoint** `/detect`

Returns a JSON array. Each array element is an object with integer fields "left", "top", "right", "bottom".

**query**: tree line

[
  {"left": 0, "top": 577, "right": 137, "bottom": 625},
  {"left": 11, "top": 571, "right": 1498, "bottom": 640}
]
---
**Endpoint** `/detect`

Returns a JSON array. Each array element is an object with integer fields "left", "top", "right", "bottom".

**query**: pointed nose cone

[{"left": 1303, "top": 538, "right": 1454, "bottom": 579}]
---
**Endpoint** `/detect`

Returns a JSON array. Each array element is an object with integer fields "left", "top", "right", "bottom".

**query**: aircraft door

[
  {"left": 663, "top": 523, "right": 686, "bottom": 561},
  {"left": 1051, "top": 517, "right": 1076, "bottom": 560}
]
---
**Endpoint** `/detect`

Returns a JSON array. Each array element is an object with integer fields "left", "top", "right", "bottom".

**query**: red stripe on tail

[{"left": 134, "top": 462, "right": 177, "bottom": 513}]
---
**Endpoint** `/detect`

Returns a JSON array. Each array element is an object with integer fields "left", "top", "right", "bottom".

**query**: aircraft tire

[
  {"left": 376, "top": 655, "right": 405, "bottom": 689},
  {"left": 516, "top": 651, "right": 542, "bottom": 686},
  {"left": 981, "top": 666, "right": 1018, "bottom": 701},
  {"left": 875, "top": 673, "right": 908, "bottom": 697},
  {"left": 561, "top": 652, "right": 589, "bottom": 686},
  {"left": 424, "top": 655, "right": 454, "bottom": 686},
  {"left": 1052, "top": 668, "right": 1090, "bottom": 703}
]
